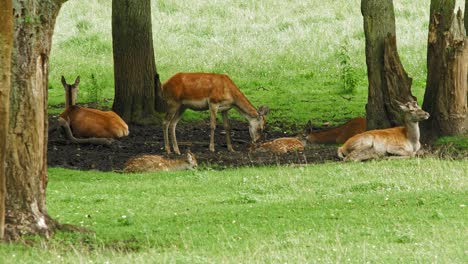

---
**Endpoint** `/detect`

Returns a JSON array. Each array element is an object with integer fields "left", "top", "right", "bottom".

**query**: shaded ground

[{"left": 47, "top": 115, "right": 340, "bottom": 172}]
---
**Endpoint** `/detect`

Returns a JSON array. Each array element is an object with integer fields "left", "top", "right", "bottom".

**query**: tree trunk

[
  {"left": 422, "top": 1, "right": 468, "bottom": 140},
  {"left": 4, "top": 0, "right": 66, "bottom": 241},
  {"left": 465, "top": 0, "right": 467, "bottom": 33},
  {"left": 112, "top": 0, "right": 164, "bottom": 124},
  {"left": 361, "top": 0, "right": 415, "bottom": 129},
  {"left": 0, "top": 0, "right": 13, "bottom": 240}
]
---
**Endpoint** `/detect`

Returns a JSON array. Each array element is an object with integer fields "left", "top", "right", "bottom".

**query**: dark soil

[{"left": 47, "top": 115, "right": 340, "bottom": 171}]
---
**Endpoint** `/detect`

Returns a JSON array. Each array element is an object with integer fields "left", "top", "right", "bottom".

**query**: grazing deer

[
  {"left": 162, "top": 72, "right": 269, "bottom": 154},
  {"left": 58, "top": 76, "right": 129, "bottom": 144},
  {"left": 337, "top": 101, "right": 429, "bottom": 161},
  {"left": 302, "top": 117, "right": 366, "bottom": 144},
  {"left": 249, "top": 137, "right": 305, "bottom": 154},
  {"left": 123, "top": 151, "right": 198, "bottom": 173}
]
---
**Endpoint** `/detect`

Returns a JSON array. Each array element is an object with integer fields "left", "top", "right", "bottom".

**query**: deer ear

[
  {"left": 61, "top": 75, "right": 67, "bottom": 87},
  {"left": 258, "top": 105, "right": 270, "bottom": 116},
  {"left": 74, "top": 76, "right": 80, "bottom": 86}
]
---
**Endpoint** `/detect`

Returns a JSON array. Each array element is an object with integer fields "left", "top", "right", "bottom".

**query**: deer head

[
  {"left": 249, "top": 105, "right": 270, "bottom": 142},
  {"left": 396, "top": 100, "right": 430, "bottom": 123},
  {"left": 185, "top": 150, "right": 198, "bottom": 169},
  {"left": 61, "top": 75, "right": 80, "bottom": 108}
]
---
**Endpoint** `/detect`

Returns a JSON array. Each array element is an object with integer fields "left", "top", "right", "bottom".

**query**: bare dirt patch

[{"left": 47, "top": 116, "right": 340, "bottom": 171}]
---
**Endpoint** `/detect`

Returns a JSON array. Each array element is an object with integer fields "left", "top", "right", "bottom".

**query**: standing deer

[
  {"left": 58, "top": 76, "right": 129, "bottom": 145},
  {"left": 337, "top": 101, "right": 429, "bottom": 161},
  {"left": 301, "top": 117, "right": 366, "bottom": 144},
  {"left": 123, "top": 151, "right": 198, "bottom": 173},
  {"left": 162, "top": 72, "right": 269, "bottom": 154}
]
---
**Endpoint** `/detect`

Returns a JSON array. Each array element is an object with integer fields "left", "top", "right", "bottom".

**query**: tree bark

[
  {"left": 361, "top": 0, "right": 415, "bottom": 129},
  {"left": 5, "top": 0, "right": 66, "bottom": 241},
  {"left": 422, "top": 1, "right": 468, "bottom": 140},
  {"left": 465, "top": 0, "right": 467, "bottom": 33},
  {"left": 112, "top": 0, "right": 164, "bottom": 124},
  {"left": 0, "top": 0, "right": 13, "bottom": 241}
]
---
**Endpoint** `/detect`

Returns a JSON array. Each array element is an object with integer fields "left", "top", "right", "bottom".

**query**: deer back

[
  {"left": 304, "top": 117, "right": 366, "bottom": 144},
  {"left": 124, "top": 152, "right": 198, "bottom": 173},
  {"left": 250, "top": 137, "right": 305, "bottom": 154},
  {"left": 60, "top": 106, "right": 129, "bottom": 138}
]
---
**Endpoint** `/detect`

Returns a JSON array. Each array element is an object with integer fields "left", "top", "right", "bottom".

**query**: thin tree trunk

[
  {"left": 0, "top": 0, "right": 13, "bottom": 241},
  {"left": 422, "top": 1, "right": 468, "bottom": 140},
  {"left": 112, "top": 0, "right": 163, "bottom": 124},
  {"left": 5, "top": 0, "right": 66, "bottom": 241},
  {"left": 361, "top": 0, "right": 415, "bottom": 130}
]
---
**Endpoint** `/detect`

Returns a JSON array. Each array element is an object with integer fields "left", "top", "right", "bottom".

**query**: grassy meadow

[
  {"left": 1, "top": 159, "right": 467, "bottom": 263},
  {"left": 48, "top": 0, "right": 431, "bottom": 125},
  {"left": 4, "top": 0, "right": 465, "bottom": 263}
]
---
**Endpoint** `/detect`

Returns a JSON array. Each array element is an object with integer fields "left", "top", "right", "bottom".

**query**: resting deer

[
  {"left": 249, "top": 137, "right": 305, "bottom": 154},
  {"left": 302, "top": 117, "right": 366, "bottom": 144},
  {"left": 58, "top": 76, "right": 129, "bottom": 145},
  {"left": 337, "top": 101, "right": 429, "bottom": 161},
  {"left": 162, "top": 72, "right": 270, "bottom": 154},
  {"left": 123, "top": 151, "right": 197, "bottom": 173}
]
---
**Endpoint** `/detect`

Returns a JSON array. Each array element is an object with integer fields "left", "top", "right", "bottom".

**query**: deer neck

[
  {"left": 65, "top": 88, "right": 76, "bottom": 109},
  {"left": 404, "top": 119, "right": 420, "bottom": 146},
  {"left": 233, "top": 96, "right": 259, "bottom": 122}
]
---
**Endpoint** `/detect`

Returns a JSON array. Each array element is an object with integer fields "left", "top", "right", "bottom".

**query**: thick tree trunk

[
  {"left": 361, "top": 0, "right": 415, "bottom": 129},
  {"left": 383, "top": 35, "right": 417, "bottom": 124},
  {"left": 422, "top": 1, "right": 468, "bottom": 140},
  {"left": 112, "top": 0, "right": 163, "bottom": 124},
  {"left": 465, "top": 0, "right": 467, "bottom": 33},
  {"left": 0, "top": 0, "right": 13, "bottom": 240},
  {"left": 5, "top": 0, "right": 65, "bottom": 241}
]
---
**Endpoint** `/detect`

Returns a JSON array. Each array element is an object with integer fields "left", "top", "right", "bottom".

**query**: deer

[
  {"left": 162, "top": 72, "right": 270, "bottom": 155},
  {"left": 337, "top": 101, "right": 429, "bottom": 161},
  {"left": 249, "top": 137, "right": 305, "bottom": 154},
  {"left": 123, "top": 151, "right": 198, "bottom": 173},
  {"left": 57, "top": 76, "right": 129, "bottom": 145},
  {"left": 301, "top": 117, "right": 367, "bottom": 144}
]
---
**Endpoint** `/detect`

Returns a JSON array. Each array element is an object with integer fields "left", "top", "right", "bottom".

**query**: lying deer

[
  {"left": 162, "top": 72, "right": 269, "bottom": 154},
  {"left": 57, "top": 76, "right": 129, "bottom": 145},
  {"left": 338, "top": 101, "right": 429, "bottom": 161},
  {"left": 302, "top": 117, "right": 366, "bottom": 144},
  {"left": 123, "top": 151, "right": 197, "bottom": 173},
  {"left": 249, "top": 137, "right": 305, "bottom": 154}
]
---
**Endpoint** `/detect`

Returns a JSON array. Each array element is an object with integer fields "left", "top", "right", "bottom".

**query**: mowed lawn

[{"left": 1, "top": 159, "right": 466, "bottom": 263}]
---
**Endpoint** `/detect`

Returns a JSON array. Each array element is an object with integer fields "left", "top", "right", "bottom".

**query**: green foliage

[
  {"left": 0, "top": 159, "right": 466, "bottom": 262},
  {"left": 84, "top": 73, "right": 104, "bottom": 105},
  {"left": 338, "top": 41, "right": 359, "bottom": 94}
]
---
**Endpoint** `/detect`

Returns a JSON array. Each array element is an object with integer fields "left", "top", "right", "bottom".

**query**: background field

[{"left": 49, "top": 0, "right": 431, "bottom": 126}]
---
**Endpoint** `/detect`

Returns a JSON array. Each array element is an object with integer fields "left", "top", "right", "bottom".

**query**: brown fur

[
  {"left": 303, "top": 117, "right": 366, "bottom": 144},
  {"left": 123, "top": 152, "right": 197, "bottom": 173},
  {"left": 162, "top": 72, "right": 269, "bottom": 154},
  {"left": 249, "top": 137, "right": 305, "bottom": 154},
  {"left": 337, "top": 101, "right": 429, "bottom": 161},
  {"left": 60, "top": 76, "right": 129, "bottom": 139}
]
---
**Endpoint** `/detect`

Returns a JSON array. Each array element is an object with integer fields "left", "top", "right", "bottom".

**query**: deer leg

[
  {"left": 169, "top": 108, "right": 186, "bottom": 155},
  {"left": 344, "top": 148, "right": 381, "bottom": 162},
  {"left": 386, "top": 146, "right": 414, "bottom": 158},
  {"left": 163, "top": 110, "right": 177, "bottom": 154},
  {"left": 208, "top": 103, "right": 219, "bottom": 152},
  {"left": 58, "top": 117, "right": 113, "bottom": 145},
  {"left": 222, "top": 111, "right": 234, "bottom": 152}
]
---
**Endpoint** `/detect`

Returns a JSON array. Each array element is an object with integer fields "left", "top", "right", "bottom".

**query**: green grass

[
  {"left": 0, "top": 159, "right": 466, "bottom": 263},
  {"left": 49, "top": 0, "right": 430, "bottom": 126}
]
